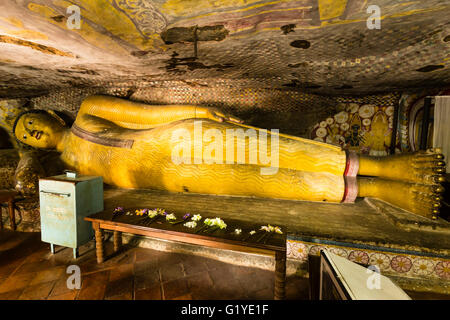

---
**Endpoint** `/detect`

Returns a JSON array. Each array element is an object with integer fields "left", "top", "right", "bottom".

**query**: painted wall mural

[
  {"left": 311, "top": 88, "right": 450, "bottom": 155},
  {"left": 310, "top": 101, "right": 395, "bottom": 156}
]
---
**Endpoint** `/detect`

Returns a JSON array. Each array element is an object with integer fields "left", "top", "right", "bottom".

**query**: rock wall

[
  {"left": 0, "top": 0, "right": 449, "bottom": 98},
  {"left": 0, "top": 149, "right": 19, "bottom": 189}
]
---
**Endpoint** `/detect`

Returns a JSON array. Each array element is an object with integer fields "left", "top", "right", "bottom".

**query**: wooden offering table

[{"left": 85, "top": 210, "right": 287, "bottom": 300}]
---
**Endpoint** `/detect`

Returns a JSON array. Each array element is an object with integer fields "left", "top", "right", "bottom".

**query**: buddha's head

[{"left": 13, "top": 110, "right": 70, "bottom": 149}]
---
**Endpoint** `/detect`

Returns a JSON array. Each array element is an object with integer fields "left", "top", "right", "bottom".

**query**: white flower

[
  {"left": 316, "top": 127, "right": 327, "bottom": 138},
  {"left": 192, "top": 214, "right": 202, "bottom": 221},
  {"left": 165, "top": 213, "right": 177, "bottom": 221},
  {"left": 212, "top": 217, "right": 227, "bottom": 229},
  {"left": 184, "top": 221, "right": 197, "bottom": 228},
  {"left": 234, "top": 229, "right": 242, "bottom": 234},
  {"left": 204, "top": 217, "right": 227, "bottom": 229},
  {"left": 362, "top": 118, "right": 371, "bottom": 126},
  {"left": 155, "top": 208, "right": 166, "bottom": 215},
  {"left": 260, "top": 225, "right": 282, "bottom": 234},
  {"left": 147, "top": 209, "right": 158, "bottom": 218},
  {"left": 249, "top": 230, "right": 256, "bottom": 235},
  {"left": 359, "top": 105, "right": 375, "bottom": 118},
  {"left": 274, "top": 226, "right": 283, "bottom": 234},
  {"left": 334, "top": 111, "right": 349, "bottom": 124},
  {"left": 385, "top": 106, "right": 394, "bottom": 117}
]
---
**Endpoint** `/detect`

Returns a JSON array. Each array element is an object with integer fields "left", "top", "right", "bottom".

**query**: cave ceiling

[{"left": 0, "top": 0, "right": 449, "bottom": 99}]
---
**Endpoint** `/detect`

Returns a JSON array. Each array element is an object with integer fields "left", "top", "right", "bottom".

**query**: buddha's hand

[{"left": 201, "top": 107, "right": 244, "bottom": 124}]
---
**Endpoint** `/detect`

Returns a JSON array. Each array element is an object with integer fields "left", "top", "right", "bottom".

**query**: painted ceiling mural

[{"left": 0, "top": 0, "right": 448, "bottom": 98}]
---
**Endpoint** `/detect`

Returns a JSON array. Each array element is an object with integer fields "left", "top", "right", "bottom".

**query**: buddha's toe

[
  {"left": 412, "top": 149, "right": 446, "bottom": 185},
  {"left": 411, "top": 183, "right": 445, "bottom": 219}
]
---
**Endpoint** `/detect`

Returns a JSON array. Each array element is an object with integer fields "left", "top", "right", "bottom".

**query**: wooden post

[
  {"left": 420, "top": 97, "right": 432, "bottom": 150},
  {"left": 8, "top": 199, "right": 15, "bottom": 230},
  {"left": 93, "top": 222, "right": 104, "bottom": 263},
  {"left": 113, "top": 230, "right": 122, "bottom": 252},
  {"left": 0, "top": 207, "right": 3, "bottom": 229},
  {"left": 274, "top": 250, "right": 286, "bottom": 300},
  {"left": 308, "top": 254, "right": 321, "bottom": 300}
]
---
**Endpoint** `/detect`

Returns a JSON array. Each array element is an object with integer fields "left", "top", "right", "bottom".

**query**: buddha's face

[{"left": 14, "top": 112, "right": 65, "bottom": 149}]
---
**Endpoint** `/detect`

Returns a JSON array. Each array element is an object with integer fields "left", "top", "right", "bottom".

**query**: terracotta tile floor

[{"left": 0, "top": 230, "right": 309, "bottom": 300}]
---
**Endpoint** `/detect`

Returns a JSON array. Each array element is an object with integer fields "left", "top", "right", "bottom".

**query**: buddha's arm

[{"left": 77, "top": 95, "right": 240, "bottom": 129}]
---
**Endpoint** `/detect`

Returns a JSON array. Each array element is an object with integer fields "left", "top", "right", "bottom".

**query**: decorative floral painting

[
  {"left": 287, "top": 238, "right": 450, "bottom": 282},
  {"left": 310, "top": 103, "right": 394, "bottom": 155}
]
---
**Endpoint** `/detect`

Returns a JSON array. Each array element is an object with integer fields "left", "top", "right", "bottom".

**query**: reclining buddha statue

[{"left": 13, "top": 95, "right": 446, "bottom": 219}]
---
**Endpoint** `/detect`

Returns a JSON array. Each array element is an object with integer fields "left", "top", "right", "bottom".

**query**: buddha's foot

[
  {"left": 358, "top": 177, "right": 445, "bottom": 219},
  {"left": 405, "top": 183, "right": 445, "bottom": 219},
  {"left": 409, "top": 148, "right": 446, "bottom": 185},
  {"left": 368, "top": 148, "right": 446, "bottom": 185}
]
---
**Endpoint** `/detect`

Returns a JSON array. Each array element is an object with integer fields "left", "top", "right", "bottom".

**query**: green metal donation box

[{"left": 39, "top": 173, "right": 104, "bottom": 258}]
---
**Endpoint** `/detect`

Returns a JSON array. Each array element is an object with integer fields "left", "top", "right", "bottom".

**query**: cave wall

[{"left": 28, "top": 82, "right": 338, "bottom": 137}]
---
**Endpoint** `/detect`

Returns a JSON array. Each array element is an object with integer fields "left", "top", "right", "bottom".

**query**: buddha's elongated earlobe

[{"left": 46, "top": 110, "right": 67, "bottom": 127}]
